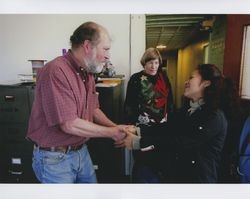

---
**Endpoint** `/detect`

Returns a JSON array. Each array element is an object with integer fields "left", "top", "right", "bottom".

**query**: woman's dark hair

[
  {"left": 70, "top": 21, "right": 101, "bottom": 49},
  {"left": 197, "top": 64, "right": 241, "bottom": 119}
]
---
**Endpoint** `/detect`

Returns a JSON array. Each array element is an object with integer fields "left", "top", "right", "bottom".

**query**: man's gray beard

[{"left": 88, "top": 64, "right": 104, "bottom": 74}]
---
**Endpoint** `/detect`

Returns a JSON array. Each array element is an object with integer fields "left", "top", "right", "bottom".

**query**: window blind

[{"left": 240, "top": 25, "right": 250, "bottom": 99}]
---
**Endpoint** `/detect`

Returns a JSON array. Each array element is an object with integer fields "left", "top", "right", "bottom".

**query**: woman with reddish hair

[{"left": 124, "top": 47, "right": 174, "bottom": 183}]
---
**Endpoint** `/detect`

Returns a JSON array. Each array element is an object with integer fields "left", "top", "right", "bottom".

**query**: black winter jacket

[{"left": 140, "top": 103, "right": 228, "bottom": 183}]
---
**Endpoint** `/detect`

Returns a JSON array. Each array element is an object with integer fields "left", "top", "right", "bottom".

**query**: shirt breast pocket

[
  {"left": 85, "top": 92, "right": 99, "bottom": 121},
  {"left": 91, "top": 92, "right": 99, "bottom": 109}
]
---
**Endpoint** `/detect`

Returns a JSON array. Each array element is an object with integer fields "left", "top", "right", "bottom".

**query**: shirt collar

[
  {"left": 188, "top": 99, "right": 205, "bottom": 115},
  {"left": 64, "top": 49, "right": 89, "bottom": 80}
]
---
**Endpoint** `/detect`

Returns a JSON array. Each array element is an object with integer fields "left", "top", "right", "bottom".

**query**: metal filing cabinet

[
  {"left": 87, "top": 80, "right": 128, "bottom": 183},
  {"left": 0, "top": 83, "right": 37, "bottom": 183},
  {"left": 0, "top": 79, "right": 127, "bottom": 183}
]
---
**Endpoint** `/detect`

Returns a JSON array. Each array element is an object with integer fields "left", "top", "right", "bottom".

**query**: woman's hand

[
  {"left": 125, "top": 125, "right": 137, "bottom": 135},
  {"left": 115, "top": 132, "right": 138, "bottom": 150}
]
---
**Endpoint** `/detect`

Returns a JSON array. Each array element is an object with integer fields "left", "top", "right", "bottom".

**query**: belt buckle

[
  {"left": 50, "top": 147, "right": 56, "bottom": 152},
  {"left": 66, "top": 146, "right": 72, "bottom": 153},
  {"left": 57, "top": 146, "right": 67, "bottom": 153},
  {"left": 48, "top": 146, "right": 67, "bottom": 153}
]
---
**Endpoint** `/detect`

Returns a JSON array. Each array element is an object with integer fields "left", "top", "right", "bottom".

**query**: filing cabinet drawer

[
  {"left": 1, "top": 124, "right": 28, "bottom": 143},
  {"left": 3, "top": 139, "right": 33, "bottom": 156},
  {"left": 1, "top": 153, "right": 37, "bottom": 183},
  {"left": 0, "top": 86, "right": 30, "bottom": 123},
  {"left": 0, "top": 124, "right": 35, "bottom": 183}
]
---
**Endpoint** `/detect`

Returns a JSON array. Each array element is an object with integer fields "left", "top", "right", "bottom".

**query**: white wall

[
  {"left": 130, "top": 15, "right": 146, "bottom": 74},
  {"left": 0, "top": 14, "right": 145, "bottom": 84}
]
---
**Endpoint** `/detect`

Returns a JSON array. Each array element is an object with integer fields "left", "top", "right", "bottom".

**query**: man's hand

[
  {"left": 110, "top": 125, "right": 128, "bottom": 141},
  {"left": 112, "top": 124, "right": 137, "bottom": 140}
]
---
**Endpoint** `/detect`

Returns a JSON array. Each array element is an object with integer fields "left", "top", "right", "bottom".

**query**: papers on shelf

[
  {"left": 95, "top": 82, "right": 118, "bottom": 87},
  {"left": 97, "top": 77, "right": 123, "bottom": 81},
  {"left": 0, "top": 79, "right": 22, "bottom": 85},
  {"left": 97, "top": 77, "right": 122, "bottom": 84}
]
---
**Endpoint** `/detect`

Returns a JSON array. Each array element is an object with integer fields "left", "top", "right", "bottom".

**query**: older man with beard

[{"left": 26, "top": 21, "right": 127, "bottom": 183}]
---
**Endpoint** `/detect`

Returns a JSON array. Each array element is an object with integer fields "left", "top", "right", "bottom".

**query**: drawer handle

[
  {"left": 4, "top": 95, "right": 15, "bottom": 101},
  {"left": 8, "top": 170, "right": 23, "bottom": 175}
]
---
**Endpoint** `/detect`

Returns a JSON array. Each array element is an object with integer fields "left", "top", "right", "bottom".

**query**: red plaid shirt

[{"left": 26, "top": 51, "right": 99, "bottom": 147}]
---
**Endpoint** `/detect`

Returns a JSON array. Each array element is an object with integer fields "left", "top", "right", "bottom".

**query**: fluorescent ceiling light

[{"left": 156, "top": 45, "right": 167, "bottom": 49}]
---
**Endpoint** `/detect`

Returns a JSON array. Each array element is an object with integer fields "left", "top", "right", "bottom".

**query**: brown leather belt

[{"left": 34, "top": 144, "right": 84, "bottom": 153}]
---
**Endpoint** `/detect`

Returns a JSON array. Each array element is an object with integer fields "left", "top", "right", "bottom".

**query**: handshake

[{"left": 112, "top": 125, "right": 140, "bottom": 150}]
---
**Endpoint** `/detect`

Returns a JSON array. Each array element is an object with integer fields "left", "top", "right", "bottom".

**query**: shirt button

[
  {"left": 192, "top": 160, "right": 195, "bottom": 164},
  {"left": 198, "top": 126, "right": 203, "bottom": 130}
]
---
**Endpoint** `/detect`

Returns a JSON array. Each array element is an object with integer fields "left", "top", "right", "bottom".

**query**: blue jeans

[{"left": 32, "top": 145, "right": 97, "bottom": 183}]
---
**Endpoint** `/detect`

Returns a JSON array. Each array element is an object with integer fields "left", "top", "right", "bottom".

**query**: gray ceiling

[{"left": 146, "top": 14, "right": 213, "bottom": 51}]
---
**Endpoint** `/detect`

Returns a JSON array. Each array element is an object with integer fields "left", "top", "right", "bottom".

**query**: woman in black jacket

[{"left": 119, "top": 64, "right": 239, "bottom": 183}]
